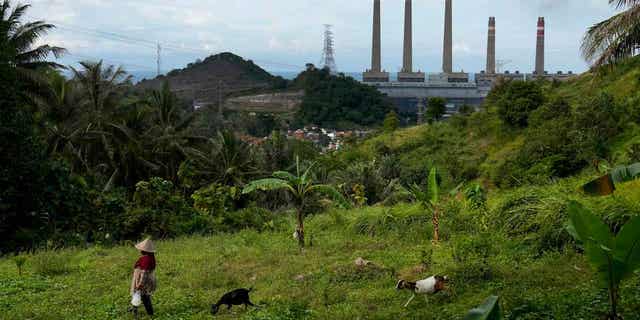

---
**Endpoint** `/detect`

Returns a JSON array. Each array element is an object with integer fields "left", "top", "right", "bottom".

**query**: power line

[
  {"left": 47, "top": 20, "right": 304, "bottom": 70},
  {"left": 65, "top": 52, "right": 157, "bottom": 72}
]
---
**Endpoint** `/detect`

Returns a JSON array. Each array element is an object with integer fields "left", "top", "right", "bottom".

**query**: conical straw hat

[{"left": 134, "top": 238, "right": 156, "bottom": 253}]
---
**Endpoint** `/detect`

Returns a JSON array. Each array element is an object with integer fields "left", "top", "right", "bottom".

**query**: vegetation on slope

[
  {"left": 291, "top": 65, "right": 393, "bottom": 129},
  {"left": 2, "top": 179, "right": 640, "bottom": 319}
]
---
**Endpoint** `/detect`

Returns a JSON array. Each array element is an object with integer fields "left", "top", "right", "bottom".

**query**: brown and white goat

[{"left": 396, "top": 275, "right": 449, "bottom": 307}]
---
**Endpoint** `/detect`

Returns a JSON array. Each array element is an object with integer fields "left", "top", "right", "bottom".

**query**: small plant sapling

[{"left": 566, "top": 201, "right": 640, "bottom": 320}]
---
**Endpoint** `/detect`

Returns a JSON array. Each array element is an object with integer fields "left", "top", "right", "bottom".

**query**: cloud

[{"left": 24, "top": 0, "right": 620, "bottom": 73}]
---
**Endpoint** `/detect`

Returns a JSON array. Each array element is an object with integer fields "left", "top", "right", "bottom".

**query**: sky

[{"left": 27, "top": 0, "right": 619, "bottom": 75}]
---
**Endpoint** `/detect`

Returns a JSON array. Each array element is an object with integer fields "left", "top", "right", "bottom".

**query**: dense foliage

[
  {"left": 426, "top": 97, "right": 447, "bottom": 122},
  {"left": 292, "top": 65, "right": 393, "bottom": 129}
]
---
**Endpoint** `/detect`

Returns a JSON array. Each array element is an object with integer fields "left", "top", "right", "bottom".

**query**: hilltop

[{"left": 137, "top": 52, "right": 288, "bottom": 106}]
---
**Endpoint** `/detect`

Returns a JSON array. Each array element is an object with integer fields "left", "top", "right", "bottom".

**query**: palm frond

[
  {"left": 582, "top": 5, "right": 640, "bottom": 67},
  {"left": 273, "top": 171, "right": 297, "bottom": 183},
  {"left": 610, "top": 0, "right": 640, "bottom": 9},
  {"left": 308, "top": 184, "right": 351, "bottom": 209},
  {"left": 427, "top": 167, "right": 439, "bottom": 205},
  {"left": 16, "top": 45, "right": 66, "bottom": 66},
  {"left": 242, "top": 178, "right": 294, "bottom": 195},
  {"left": 10, "top": 21, "right": 57, "bottom": 52}
]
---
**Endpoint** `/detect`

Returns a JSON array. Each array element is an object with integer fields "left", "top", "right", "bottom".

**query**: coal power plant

[{"left": 362, "top": 0, "right": 576, "bottom": 115}]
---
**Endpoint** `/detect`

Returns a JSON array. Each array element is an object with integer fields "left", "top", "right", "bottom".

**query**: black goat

[{"left": 211, "top": 288, "right": 255, "bottom": 315}]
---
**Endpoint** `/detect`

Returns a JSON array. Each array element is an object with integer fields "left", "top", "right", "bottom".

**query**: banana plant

[
  {"left": 566, "top": 201, "right": 640, "bottom": 320},
  {"left": 408, "top": 167, "right": 441, "bottom": 242},
  {"left": 464, "top": 295, "right": 502, "bottom": 320},
  {"left": 582, "top": 163, "right": 640, "bottom": 196},
  {"left": 243, "top": 156, "right": 350, "bottom": 247}
]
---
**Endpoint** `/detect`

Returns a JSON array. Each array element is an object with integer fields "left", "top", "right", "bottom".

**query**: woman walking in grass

[{"left": 130, "top": 238, "right": 157, "bottom": 317}]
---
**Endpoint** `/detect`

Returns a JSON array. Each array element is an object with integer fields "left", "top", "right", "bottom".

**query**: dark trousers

[
  {"left": 133, "top": 295, "right": 154, "bottom": 317},
  {"left": 141, "top": 295, "right": 153, "bottom": 315}
]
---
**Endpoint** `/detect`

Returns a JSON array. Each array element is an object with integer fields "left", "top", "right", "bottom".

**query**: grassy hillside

[
  {"left": 4, "top": 50, "right": 640, "bottom": 320},
  {"left": 2, "top": 177, "right": 640, "bottom": 319}
]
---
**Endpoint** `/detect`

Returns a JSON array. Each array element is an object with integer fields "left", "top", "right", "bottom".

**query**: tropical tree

[
  {"left": 39, "top": 73, "right": 86, "bottom": 162},
  {"left": 0, "top": 0, "right": 66, "bottom": 100},
  {"left": 582, "top": 0, "right": 640, "bottom": 67},
  {"left": 70, "top": 60, "right": 131, "bottom": 182},
  {"left": 383, "top": 111, "right": 399, "bottom": 132},
  {"left": 71, "top": 60, "right": 131, "bottom": 129},
  {"left": 567, "top": 201, "right": 640, "bottom": 319},
  {"left": 408, "top": 167, "right": 442, "bottom": 242},
  {"left": 243, "top": 156, "right": 350, "bottom": 247},
  {"left": 145, "top": 81, "right": 197, "bottom": 182},
  {"left": 426, "top": 97, "right": 447, "bottom": 122},
  {"left": 184, "top": 131, "right": 258, "bottom": 188}
]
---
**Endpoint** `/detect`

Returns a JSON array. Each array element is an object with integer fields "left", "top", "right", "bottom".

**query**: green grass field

[{"left": 2, "top": 190, "right": 640, "bottom": 319}]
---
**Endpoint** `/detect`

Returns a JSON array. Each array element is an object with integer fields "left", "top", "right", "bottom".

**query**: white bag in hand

[{"left": 131, "top": 291, "right": 142, "bottom": 307}]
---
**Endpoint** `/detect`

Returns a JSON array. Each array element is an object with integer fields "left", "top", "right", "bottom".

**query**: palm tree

[
  {"left": 39, "top": 72, "right": 88, "bottom": 170},
  {"left": 408, "top": 167, "right": 442, "bottom": 242},
  {"left": 0, "top": 0, "right": 66, "bottom": 100},
  {"left": 582, "top": 0, "right": 640, "bottom": 67},
  {"left": 108, "top": 101, "right": 159, "bottom": 190},
  {"left": 243, "top": 156, "right": 350, "bottom": 247},
  {"left": 70, "top": 60, "right": 132, "bottom": 183},
  {"left": 185, "top": 131, "right": 259, "bottom": 188},
  {"left": 71, "top": 61, "right": 131, "bottom": 128},
  {"left": 145, "top": 81, "right": 197, "bottom": 182}
]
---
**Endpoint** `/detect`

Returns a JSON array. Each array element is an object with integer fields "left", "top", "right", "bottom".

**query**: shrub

[
  {"left": 349, "top": 206, "right": 432, "bottom": 240},
  {"left": 383, "top": 111, "right": 400, "bottom": 132},
  {"left": 572, "top": 93, "right": 622, "bottom": 163},
  {"left": 124, "top": 178, "right": 203, "bottom": 238},
  {"left": 451, "top": 234, "right": 494, "bottom": 282},
  {"left": 32, "top": 251, "right": 75, "bottom": 276},
  {"left": 441, "top": 198, "right": 478, "bottom": 234},
  {"left": 492, "top": 80, "right": 545, "bottom": 128},
  {"left": 192, "top": 183, "right": 239, "bottom": 216},
  {"left": 426, "top": 97, "right": 447, "bottom": 122},
  {"left": 492, "top": 187, "right": 573, "bottom": 253},
  {"left": 218, "top": 206, "right": 279, "bottom": 232},
  {"left": 13, "top": 256, "right": 27, "bottom": 276}
]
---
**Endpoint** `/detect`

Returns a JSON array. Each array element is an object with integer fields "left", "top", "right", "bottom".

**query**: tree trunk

[
  {"left": 609, "top": 284, "right": 618, "bottom": 319},
  {"left": 296, "top": 207, "right": 305, "bottom": 248},
  {"left": 432, "top": 207, "right": 440, "bottom": 243}
]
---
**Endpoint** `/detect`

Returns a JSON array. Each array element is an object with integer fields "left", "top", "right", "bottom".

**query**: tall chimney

[
  {"left": 402, "top": 0, "right": 413, "bottom": 73},
  {"left": 535, "top": 17, "right": 545, "bottom": 76},
  {"left": 371, "top": 0, "right": 382, "bottom": 72},
  {"left": 442, "top": 0, "right": 453, "bottom": 73},
  {"left": 486, "top": 17, "right": 496, "bottom": 74},
  {"left": 363, "top": 0, "right": 389, "bottom": 82}
]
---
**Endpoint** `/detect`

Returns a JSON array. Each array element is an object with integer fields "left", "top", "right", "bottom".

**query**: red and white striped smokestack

[
  {"left": 535, "top": 17, "right": 545, "bottom": 76},
  {"left": 486, "top": 17, "right": 496, "bottom": 74}
]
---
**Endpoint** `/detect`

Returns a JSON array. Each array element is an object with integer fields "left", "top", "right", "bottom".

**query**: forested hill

[
  {"left": 339, "top": 55, "right": 640, "bottom": 194},
  {"left": 137, "top": 52, "right": 288, "bottom": 104}
]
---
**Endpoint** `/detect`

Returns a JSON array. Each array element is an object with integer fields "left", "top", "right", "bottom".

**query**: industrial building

[{"left": 362, "top": 0, "right": 576, "bottom": 113}]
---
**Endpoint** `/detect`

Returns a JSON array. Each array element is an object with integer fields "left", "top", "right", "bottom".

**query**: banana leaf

[
  {"left": 581, "top": 163, "right": 640, "bottom": 196},
  {"left": 464, "top": 295, "right": 502, "bottom": 320}
]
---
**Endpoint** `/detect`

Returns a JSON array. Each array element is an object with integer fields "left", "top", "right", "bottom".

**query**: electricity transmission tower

[
  {"left": 156, "top": 43, "right": 162, "bottom": 76},
  {"left": 319, "top": 24, "right": 337, "bottom": 73}
]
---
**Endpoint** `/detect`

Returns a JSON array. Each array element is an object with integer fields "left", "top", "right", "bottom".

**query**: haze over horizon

[{"left": 30, "top": 0, "right": 618, "bottom": 74}]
